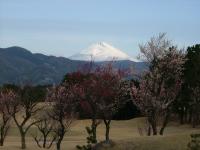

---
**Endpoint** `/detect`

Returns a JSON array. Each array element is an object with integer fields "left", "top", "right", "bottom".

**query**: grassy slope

[{"left": 0, "top": 118, "right": 199, "bottom": 150}]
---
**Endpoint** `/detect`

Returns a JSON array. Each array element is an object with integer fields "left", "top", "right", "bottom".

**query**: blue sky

[{"left": 0, "top": 0, "right": 199, "bottom": 58}]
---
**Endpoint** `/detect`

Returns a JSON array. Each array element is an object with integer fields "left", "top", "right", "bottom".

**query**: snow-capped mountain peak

[{"left": 69, "top": 42, "right": 138, "bottom": 62}]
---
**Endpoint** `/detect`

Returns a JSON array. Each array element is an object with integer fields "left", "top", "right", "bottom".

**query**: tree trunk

[
  {"left": 56, "top": 123, "right": 65, "bottom": 150},
  {"left": 192, "top": 112, "right": 197, "bottom": 128},
  {"left": 149, "top": 111, "right": 157, "bottom": 135},
  {"left": 197, "top": 112, "right": 200, "bottom": 125},
  {"left": 103, "top": 119, "right": 111, "bottom": 143},
  {"left": 56, "top": 140, "right": 61, "bottom": 150},
  {"left": 91, "top": 119, "right": 97, "bottom": 143},
  {"left": 188, "top": 108, "right": 193, "bottom": 123},
  {"left": 105, "top": 124, "right": 110, "bottom": 142},
  {"left": 150, "top": 120, "right": 157, "bottom": 135},
  {"left": 160, "top": 126, "right": 165, "bottom": 135},
  {"left": 192, "top": 105, "right": 198, "bottom": 128},
  {"left": 184, "top": 108, "right": 188, "bottom": 124},
  {"left": 152, "top": 125, "right": 157, "bottom": 135},
  {"left": 43, "top": 135, "right": 46, "bottom": 148},
  {"left": 21, "top": 132, "right": 26, "bottom": 149},
  {"left": 179, "top": 107, "right": 184, "bottom": 124},
  {"left": 0, "top": 139, "right": 3, "bottom": 146},
  {"left": 56, "top": 135, "right": 64, "bottom": 150},
  {"left": 160, "top": 111, "right": 170, "bottom": 135},
  {"left": 0, "top": 127, "right": 4, "bottom": 146},
  {"left": 147, "top": 125, "right": 151, "bottom": 136},
  {"left": 0, "top": 137, "right": 4, "bottom": 146},
  {"left": 149, "top": 117, "right": 157, "bottom": 135}
]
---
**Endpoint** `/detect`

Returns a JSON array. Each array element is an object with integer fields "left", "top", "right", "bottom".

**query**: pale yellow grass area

[{"left": 0, "top": 118, "right": 199, "bottom": 150}]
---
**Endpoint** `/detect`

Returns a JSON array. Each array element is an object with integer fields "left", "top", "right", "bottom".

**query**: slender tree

[
  {"left": 47, "top": 85, "right": 77, "bottom": 150},
  {"left": 0, "top": 89, "right": 17, "bottom": 146},
  {"left": 7, "top": 85, "right": 46, "bottom": 149},
  {"left": 32, "top": 115, "right": 57, "bottom": 149},
  {"left": 75, "top": 74, "right": 101, "bottom": 144},
  {"left": 63, "top": 63, "right": 101, "bottom": 144},
  {"left": 93, "top": 64, "right": 128, "bottom": 143},
  {"left": 72, "top": 62, "right": 128, "bottom": 144}
]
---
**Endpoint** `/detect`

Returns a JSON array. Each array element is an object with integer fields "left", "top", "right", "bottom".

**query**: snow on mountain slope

[{"left": 69, "top": 42, "right": 139, "bottom": 62}]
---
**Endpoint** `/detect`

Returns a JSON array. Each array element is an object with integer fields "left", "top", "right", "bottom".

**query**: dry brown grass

[{"left": 0, "top": 118, "right": 199, "bottom": 150}]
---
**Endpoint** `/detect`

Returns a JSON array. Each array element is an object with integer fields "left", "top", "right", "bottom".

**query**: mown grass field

[{"left": 0, "top": 118, "right": 199, "bottom": 150}]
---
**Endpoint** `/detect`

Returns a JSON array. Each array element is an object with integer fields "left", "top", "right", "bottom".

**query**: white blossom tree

[{"left": 132, "top": 34, "right": 185, "bottom": 135}]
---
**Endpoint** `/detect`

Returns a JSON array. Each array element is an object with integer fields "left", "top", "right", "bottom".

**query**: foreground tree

[
  {"left": 132, "top": 34, "right": 185, "bottom": 135},
  {"left": 32, "top": 114, "right": 57, "bottom": 149},
  {"left": 73, "top": 62, "right": 128, "bottom": 145},
  {"left": 8, "top": 85, "right": 46, "bottom": 149},
  {"left": 77, "top": 75, "right": 101, "bottom": 144},
  {"left": 138, "top": 33, "right": 172, "bottom": 62},
  {"left": 64, "top": 63, "right": 102, "bottom": 144},
  {"left": 0, "top": 89, "right": 17, "bottom": 146},
  {"left": 47, "top": 85, "right": 77, "bottom": 150},
  {"left": 94, "top": 64, "right": 129, "bottom": 143}
]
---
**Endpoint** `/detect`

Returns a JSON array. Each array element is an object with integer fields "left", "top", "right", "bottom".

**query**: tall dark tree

[
  {"left": 178, "top": 44, "right": 200, "bottom": 126},
  {"left": 184, "top": 44, "right": 200, "bottom": 86}
]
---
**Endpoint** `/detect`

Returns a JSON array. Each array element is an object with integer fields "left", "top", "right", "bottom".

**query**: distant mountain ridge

[{"left": 0, "top": 46, "right": 147, "bottom": 85}]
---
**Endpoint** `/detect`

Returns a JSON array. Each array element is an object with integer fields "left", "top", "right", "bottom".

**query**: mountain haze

[
  {"left": 0, "top": 46, "right": 147, "bottom": 85},
  {"left": 0, "top": 46, "right": 84, "bottom": 85}
]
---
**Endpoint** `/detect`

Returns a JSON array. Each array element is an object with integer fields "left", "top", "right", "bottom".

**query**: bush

[
  {"left": 188, "top": 134, "right": 200, "bottom": 150},
  {"left": 76, "top": 126, "right": 97, "bottom": 150}
]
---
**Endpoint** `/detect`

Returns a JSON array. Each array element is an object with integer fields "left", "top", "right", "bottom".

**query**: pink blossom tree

[
  {"left": 93, "top": 64, "right": 129, "bottom": 143},
  {"left": 64, "top": 62, "right": 102, "bottom": 144},
  {"left": 132, "top": 34, "right": 185, "bottom": 135},
  {"left": 46, "top": 84, "right": 77, "bottom": 150},
  {"left": 0, "top": 89, "right": 17, "bottom": 146},
  {"left": 74, "top": 62, "right": 129, "bottom": 144},
  {"left": 7, "top": 86, "right": 46, "bottom": 149},
  {"left": 73, "top": 73, "right": 102, "bottom": 144}
]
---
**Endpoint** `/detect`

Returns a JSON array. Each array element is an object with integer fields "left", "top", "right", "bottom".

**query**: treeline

[
  {"left": 174, "top": 44, "right": 200, "bottom": 127},
  {"left": 0, "top": 33, "right": 200, "bottom": 150}
]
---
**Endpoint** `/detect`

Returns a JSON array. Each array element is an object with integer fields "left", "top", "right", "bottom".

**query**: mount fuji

[{"left": 69, "top": 42, "right": 139, "bottom": 62}]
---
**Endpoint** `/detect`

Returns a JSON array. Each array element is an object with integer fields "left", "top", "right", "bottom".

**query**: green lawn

[{"left": 0, "top": 118, "right": 199, "bottom": 150}]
